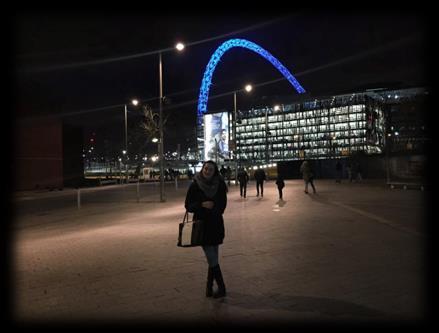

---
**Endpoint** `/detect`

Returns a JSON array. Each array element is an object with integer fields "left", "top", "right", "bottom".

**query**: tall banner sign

[{"left": 204, "top": 112, "right": 229, "bottom": 161}]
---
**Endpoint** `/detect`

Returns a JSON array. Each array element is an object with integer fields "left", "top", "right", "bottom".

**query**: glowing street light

[
  {"left": 123, "top": 99, "right": 139, "bottom": 184},
  {"left": 232, "top": 84, "right": 253, "bottom": 183},
  {"left": 158, "top": 42, "right": 185, "bottom": 202},
  {"left": 175, "top": 42, "right": 185, "bottom": 51}
]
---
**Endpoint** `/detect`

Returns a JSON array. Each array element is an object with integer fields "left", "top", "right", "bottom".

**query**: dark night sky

[{"left": 13, "top": 10, "right": 429, "bottom": 153}]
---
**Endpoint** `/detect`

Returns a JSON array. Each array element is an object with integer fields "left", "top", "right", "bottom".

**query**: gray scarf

[{"left": 194, "top": 173, "right": 220, "bottom": 198}]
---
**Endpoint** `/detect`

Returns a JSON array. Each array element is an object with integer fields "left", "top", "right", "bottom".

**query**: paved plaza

[{"left": 10, "top": 179, "right": 430, "bottom": 329}]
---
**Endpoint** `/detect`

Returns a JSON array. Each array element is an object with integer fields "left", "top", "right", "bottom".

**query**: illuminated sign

[{"left": 204, "top": 112, "right": 229, "bottom": 161}]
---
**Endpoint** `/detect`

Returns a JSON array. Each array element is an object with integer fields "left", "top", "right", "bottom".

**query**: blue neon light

[{"left": 197, "top": 38, "right": 306, "bottom": 124}]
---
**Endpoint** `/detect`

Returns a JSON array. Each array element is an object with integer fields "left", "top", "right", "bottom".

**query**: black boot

[
  {"left": 206, "top": 267, "right": 214, "bottom": 297},
  {"left": 212, "top": 265, "right": 226, "bottom": 298}
]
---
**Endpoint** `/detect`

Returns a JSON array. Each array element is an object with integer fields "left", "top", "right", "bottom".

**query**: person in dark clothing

[
  {"left": 226, "top": 166, "right": 232, "bottom": 186},
  {"left": 237, "top": 167, "right": 249, "bottom": 198},
  {"left": 275, "top": 175, "right": 285, "bottom": 200},
  {"left": 254, "top": 168, "right": 266, "bottom": 197},
  {"left": 335, "top": 160, "right": 342, "bottom": 183},
  {"left": 300, "top": 160, "right": 316, "bottom": 194},
  {"left": 219, "top": 165, "right": 227, "bottom": 179},
  {"left": 347, "top": 161, "right": 353, "bottom": 182},
  {"left": 354, "top": 161, "right": 363, "bottom": 182},
  {"left": 185, "top": 160, "right": 228, "bottom": 298}
]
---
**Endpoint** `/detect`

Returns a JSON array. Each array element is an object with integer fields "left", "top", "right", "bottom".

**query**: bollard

[
  {"left": 175, "top": 177, "right": 178, "bottom": 190},
  {"left": 77, "top": 188, "right": 81, "bottom": 209},
  {"left": 137, "top": 180, "right": 140, "bottom": 203}
]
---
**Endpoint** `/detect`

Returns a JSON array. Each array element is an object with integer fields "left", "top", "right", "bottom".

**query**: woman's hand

[{"left": 201, "top": 201, "right": 214, "bottom": 209}]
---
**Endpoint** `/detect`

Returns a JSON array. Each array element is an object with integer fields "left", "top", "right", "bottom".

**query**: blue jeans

[{"left": 202, "top": 245, "right": 219, "bottom": 267}]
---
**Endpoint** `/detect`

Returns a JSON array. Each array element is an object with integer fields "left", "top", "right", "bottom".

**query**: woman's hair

[{"left": 202, "top": 160, "right": 220, "bottom": 177}]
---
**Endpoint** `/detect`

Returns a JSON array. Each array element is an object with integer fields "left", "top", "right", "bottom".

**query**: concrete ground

[{"left": 10, "top": 179, "right": 430, "bottom": 329}]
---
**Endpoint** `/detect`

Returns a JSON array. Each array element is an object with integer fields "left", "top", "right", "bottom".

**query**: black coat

[
  {"left": 237, "top": 170, "right": 249, "bottom": 184},
  {"left": 184, "top": 179, "right": 227, "bottom": 245},
  {"left": 276, "top": 179, "right": 285, "bottom": 189},
  {"left": 254, "top": 169, "right": 266, "bottom": 182}
]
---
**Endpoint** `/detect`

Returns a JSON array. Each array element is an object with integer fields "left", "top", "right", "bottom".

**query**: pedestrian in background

[
  {"left": 219, "top": 165, "right": 227, "bottom": 179},
  {"left": 347, "top": 161, "right": 353, "bottom": 183},
  {"left": 237, "top": 167, "right": 249, "bottom": 198},
  {"left": 355, "top": 161, "right": 363, "bottom": 182},
  {"left": 300, "top": 160, "right": 316, "bottom": 194},
  {"left": 335, "top": 160, "right": 342, "bottom": 183},
  {"left": 185, "top": 160, "right": 228, "bottom": 298},
  {"left": 254, "top": 168, "right": 266, "bottom": 197},
  {"left": 226, "top": 166, "right": 232, "bottom": 186},
  {"left": 275, "top": 174, "right": 285, "bottom": 200}
]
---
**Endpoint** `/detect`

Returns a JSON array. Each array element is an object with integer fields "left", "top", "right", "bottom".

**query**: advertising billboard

[{"left": 204, "top": 112, "right": 229, "bottom": 161}]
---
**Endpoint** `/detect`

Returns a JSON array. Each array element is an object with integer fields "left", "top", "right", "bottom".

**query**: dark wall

[
  {"left": 14, "top": 118, "right": 64, "bottom": 190},
  {"left": 13, "top": 119, "right": 84, "bottom": 190},
  {"left": 277, "top": 160, "right": 303, "bottom": 179}
]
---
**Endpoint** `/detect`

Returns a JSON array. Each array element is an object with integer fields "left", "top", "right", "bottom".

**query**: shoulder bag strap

[{"left": 183, "top": 211, "right": 189, "bottom": 224}]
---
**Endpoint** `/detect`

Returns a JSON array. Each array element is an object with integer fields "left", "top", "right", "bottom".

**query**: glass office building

[
  {"left": 198, "top": 91, "right": 387, "bottom": 164},
  {"left": 197, "top": 87, "right": 427, "bottom": 165},
  {"left": 236, "top": 93, "right": 385, "bottom": 163}
]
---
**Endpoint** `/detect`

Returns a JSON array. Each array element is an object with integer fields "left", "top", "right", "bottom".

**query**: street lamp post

[
  {"left": 232, "top": 84, "right": 252, "bottom": 183},
  {"left": 124, "top": 105, "right": 128, "bottom": 183},
  {"left": 158, "top": 43, "right": 185, "bottom": 202},
  {"left": 122, "top": 150, "right": 127, "bottom": 183},
  {"left": 118, "top": 158, "right": 122, "bottom": 184},
  {"left": 124, "top": 99, "right": 139, "bottom": 184},
  {"left": 272, "top": 104, "right": 281, "bottom": 160},
  {"left": 265, "top": 107, "right": 269, "bottom": 163},
  {"left": 233, "top": 91, "right": 238, "bottom": 184},
  {"left": 158, "top": 51, "right": 165, "bottom": 202}
]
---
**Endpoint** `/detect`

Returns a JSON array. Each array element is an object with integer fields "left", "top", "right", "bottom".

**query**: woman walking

[{"left": 185, "top": 160, "right": 228, "bottom": 298}]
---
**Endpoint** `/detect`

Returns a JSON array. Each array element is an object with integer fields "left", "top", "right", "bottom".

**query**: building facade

[
  {"left": 196, "top": 86, "right": 427, "bottom": 181},
  {"left": 198, "top": 90, "right": 398, "bottom": 165},
  {"left": 381, "top": 87, "right": 428, "bottom": 155},
  {"left": 236, "top": 93, "right": 386, "bottom": 164}
]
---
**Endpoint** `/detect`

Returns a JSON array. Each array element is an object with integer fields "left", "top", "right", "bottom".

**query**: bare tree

[
  {"left": 127, "top": 104, "right": 171, "bottom": 177},
  {"left": 139, "top": 104, "right": 160, "bottom": 141}
]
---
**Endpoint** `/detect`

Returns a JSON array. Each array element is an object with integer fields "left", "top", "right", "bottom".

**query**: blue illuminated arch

[{"left": 197, "top": 38, "right": 306, "bottom": 124}]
